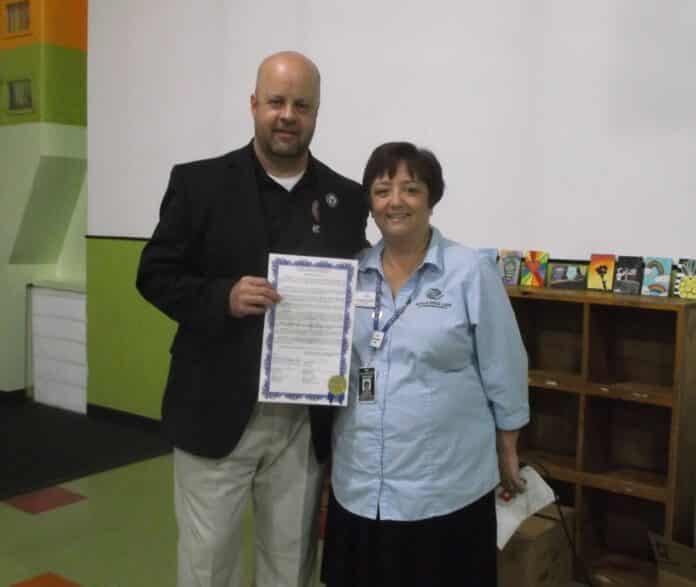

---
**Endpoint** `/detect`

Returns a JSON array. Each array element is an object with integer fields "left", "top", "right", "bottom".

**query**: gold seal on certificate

[{"left": 328, "top": 375, "right": 347, "bottom": 397}]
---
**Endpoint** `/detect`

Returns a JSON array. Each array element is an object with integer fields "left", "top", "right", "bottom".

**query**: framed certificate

[{"left": 258, "top": 254, "right": 358, "bottom": 406}]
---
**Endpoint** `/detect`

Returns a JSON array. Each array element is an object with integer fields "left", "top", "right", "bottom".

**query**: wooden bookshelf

[{"left": 509, "top": 286, "right": 696, "bottom": 582}]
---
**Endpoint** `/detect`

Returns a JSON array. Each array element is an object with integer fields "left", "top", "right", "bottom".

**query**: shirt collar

[
  {"left": 248, "top": 139, "right": 316, "bottom": 190},
  {"left": 360, "top": 226, "right": 445, "bottom": 276}
]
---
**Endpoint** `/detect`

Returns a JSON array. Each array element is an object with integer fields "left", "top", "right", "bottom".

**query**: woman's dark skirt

[{"left": 321, "top": 489, "right": 497, "bottom": 587}]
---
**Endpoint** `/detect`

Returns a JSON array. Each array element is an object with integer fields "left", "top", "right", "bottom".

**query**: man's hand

[{"left": 228, "top": 276, "right": 281, "bottom": 318}]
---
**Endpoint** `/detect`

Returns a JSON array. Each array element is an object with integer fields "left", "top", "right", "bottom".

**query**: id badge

[{"left": 358, "top": 367, "right": 376, "bottom": 403}]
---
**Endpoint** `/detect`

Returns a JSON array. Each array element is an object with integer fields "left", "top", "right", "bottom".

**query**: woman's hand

[{"left": 496, "top": 428, "right": 526, "bottom": 501}]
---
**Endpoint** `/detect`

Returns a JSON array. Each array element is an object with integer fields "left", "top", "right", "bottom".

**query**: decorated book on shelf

[
  {"left": 547, "top": 262, "right": 588, "bottom": 290},
  {"left": 587, "top": 254, "right": 616, "bottom": 292},
  {"left": 477, "top": 248, "right": 498, "bottom": 262},
  {"left": 613, "top": 256, "right": 644, "bottom": 295},
  {"left": 520, "top": 250, "right": 549, "bottom": 287},
  {"left": 641, "top": 257, "right": 673, "bottom": 296},
  {"left": 498, "top": 249, "right": 523, "bottom": 286},
  {"left": 673, "top": 258, "right": 696, "bottom": 299}
]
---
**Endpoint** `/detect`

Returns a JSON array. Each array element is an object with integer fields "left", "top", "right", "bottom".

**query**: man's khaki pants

[{"left": 174, "top": 404, "right": 323, "bottom": 587}]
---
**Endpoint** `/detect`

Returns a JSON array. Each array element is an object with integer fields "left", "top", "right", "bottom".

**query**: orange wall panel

[
  {"left": 1, "top": 0, "right": 86, "bottom": 51},
  {"left": 0, "top": 0, "right": 42, "bottom": 49},
  {"left": 42, "top": 0, "right": 86, "bottom": 51}
]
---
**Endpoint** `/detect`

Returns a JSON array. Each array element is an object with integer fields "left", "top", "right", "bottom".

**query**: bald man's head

[
  {"left": 255, "top": 51, "right": 321, "bottom": 100},
  {"left": 251, "top": 51, "right": 321, "bottom": 176}
]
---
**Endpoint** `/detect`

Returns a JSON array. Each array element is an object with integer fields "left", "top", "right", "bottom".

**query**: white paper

[
  {"left": 258, "top": 254, "right": 358, "bottom": 406},
  {"left": 496, "top": 466, "right": 556, "bottom": 549}
]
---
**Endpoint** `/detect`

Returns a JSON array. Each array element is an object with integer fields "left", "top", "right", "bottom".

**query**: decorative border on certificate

[{"left": 259, "top": 255, "right": 357, "bottom": 406}]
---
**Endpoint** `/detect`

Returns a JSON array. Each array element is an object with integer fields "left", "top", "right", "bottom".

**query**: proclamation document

[{"left": 258, "top": 254, "right": 358, "bottom": 406}]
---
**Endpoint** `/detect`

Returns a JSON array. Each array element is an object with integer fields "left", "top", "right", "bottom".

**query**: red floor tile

[
  {"left": 11, "top": 572, "right": 81, "bottom": 586},
  {"left": 4, "top": 486, "right": 86, "bottom": 514}
]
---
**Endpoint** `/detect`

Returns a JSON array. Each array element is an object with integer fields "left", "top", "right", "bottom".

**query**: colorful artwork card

[
  {"left": 587, "top": 254, "right": 616, "bottom": 292},
  {"left": 613, "top": 256, "right": 644, "bottom": 295},
  {"left": 547, "top": 262, "right": 588, "bottom": 290},
  {"left": 641, "top": 257, "right": 673, "bottom": 297},
  {"left": 520, "top": 250, "right": 549, "bottom": 287},
  {"left": 498, "top": 249, "right": 523, "bottom": 286},
  {"left": 674, "top": 258, "right": 696, "bottom": 299}
]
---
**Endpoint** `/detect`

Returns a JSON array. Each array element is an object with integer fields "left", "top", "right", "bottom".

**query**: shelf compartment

[
  {"left": 521, "top": 450, "right": 580, "bottom": 484},
  {"left": 588, "top": 305, "right": 677, "bottom": 389},
  {"left": 582, "top": 397, "right": 670, "bottom": 500},
  {"left": 520, "top": 388, "right": 580, "bottom": 482},
  {"left": 585, "top": 380, "right": 674, "bottom": 407},
  {"left": 528, "top": 369, "right": 585, "bottom": 393},
  {"left": 582, "top": 470, "right": 667, "bottom": 503},
  {"left": 510, "top": 297, "right": 583, "bottom": 375},
  {"left": 581, "top": 488, "right": 665, "bottom": 564}
]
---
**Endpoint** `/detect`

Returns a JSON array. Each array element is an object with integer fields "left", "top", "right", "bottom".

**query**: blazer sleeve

[{"left": 136, "top": 165, "right": 236, "bottom": 338}]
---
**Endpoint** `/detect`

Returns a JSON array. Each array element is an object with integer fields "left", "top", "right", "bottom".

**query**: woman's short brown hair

[{"left": 362, "top": 142, "right": 445, "bottom": 208}]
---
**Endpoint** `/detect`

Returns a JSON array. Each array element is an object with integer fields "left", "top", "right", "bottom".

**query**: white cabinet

[{"left": 30, "top": 285, "right": 87, "bottom": 413}]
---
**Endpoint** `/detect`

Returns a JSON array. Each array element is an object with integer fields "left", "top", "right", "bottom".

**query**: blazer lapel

[{"left": 225, "top": 146, "right": 270, "bottom": 252}]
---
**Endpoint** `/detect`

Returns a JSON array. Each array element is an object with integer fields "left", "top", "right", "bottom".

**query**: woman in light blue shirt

[{"left": 321, "top": 142, "right": 529, "bottom": 587}]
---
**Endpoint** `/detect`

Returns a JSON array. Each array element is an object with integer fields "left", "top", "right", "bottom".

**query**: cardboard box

[
  {"left": 650, "top": 533, "right": 696, "bottom": 587},
  {"left": 498, "top": 505, "right": 575, "bottom": 587}
]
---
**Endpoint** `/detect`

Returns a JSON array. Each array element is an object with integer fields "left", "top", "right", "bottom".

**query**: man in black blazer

[{"left": 137, "top": 51, "right": 367, "bottom": 587}]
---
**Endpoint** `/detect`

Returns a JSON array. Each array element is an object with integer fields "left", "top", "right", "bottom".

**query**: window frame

[
  {"left": 1, "top": 0, "right": 31, "bottom": 39},
  {"left": 6, "top": 78, "right": 34, "bottom": 114}
]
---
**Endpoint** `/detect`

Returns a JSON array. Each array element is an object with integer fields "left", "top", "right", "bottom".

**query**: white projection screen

[{"left": 89, "top": 0, "right": 696, "bottom": 260}]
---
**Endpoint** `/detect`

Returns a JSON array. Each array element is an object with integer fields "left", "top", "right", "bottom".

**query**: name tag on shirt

[{"left": 354, "top": 290, "right": 376, "bottom": 308}]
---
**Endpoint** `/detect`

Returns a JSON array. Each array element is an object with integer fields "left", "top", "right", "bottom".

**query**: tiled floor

[
  {"left": 0, "top": 455, "right": 284, "bottom": 587},
  {"left": 12, "top": 573, "right": 82, "bottom": 586},
  {"left": 6, "top": 487, "right": 87, "bottom": 515},
  {"left": 1, "top": 457, "right": 584, "bottom": 586}
]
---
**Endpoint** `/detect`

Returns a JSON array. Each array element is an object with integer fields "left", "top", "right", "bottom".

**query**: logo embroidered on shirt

[
  {"left": 417, "top": 289, "right": 451, "bottom": 309},
  {"left": 426, "top": 288, "right": 444, "bottom": 300}
]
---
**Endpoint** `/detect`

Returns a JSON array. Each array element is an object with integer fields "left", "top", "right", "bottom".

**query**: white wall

[
  {"left": 87, "top": 0, "right": 229, "bottom": 235},
  {"left": 89, "top": 0, "right": 696, "bottom": 259}
]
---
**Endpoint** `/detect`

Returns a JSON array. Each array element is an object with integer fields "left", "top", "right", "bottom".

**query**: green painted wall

[
  {"left": 1, "top": 124, "right": 41, "bottom": 390},
  {"left": 0, "top": 45, "right": 41, "bottom": 125},
  {"left": 0, "top": 44, "right": 86, "bottom": 126},
  {"left": 11, "top": 156, "right": 86, "bottom": 263},
  {"left": 86, "top": 238, "right": 175, "bottom": 419},
  {"left": 56, "top": 180, "right": 87, "bottom": 282},
  {"left": 0, "top": 123, "right": 86, "bottom": 390},
  {"left": 0, "top": 33, "right": 86, "bottom": 391},
  {"left": 42, "top": 44, "right": 86, "bottom": 126}
]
